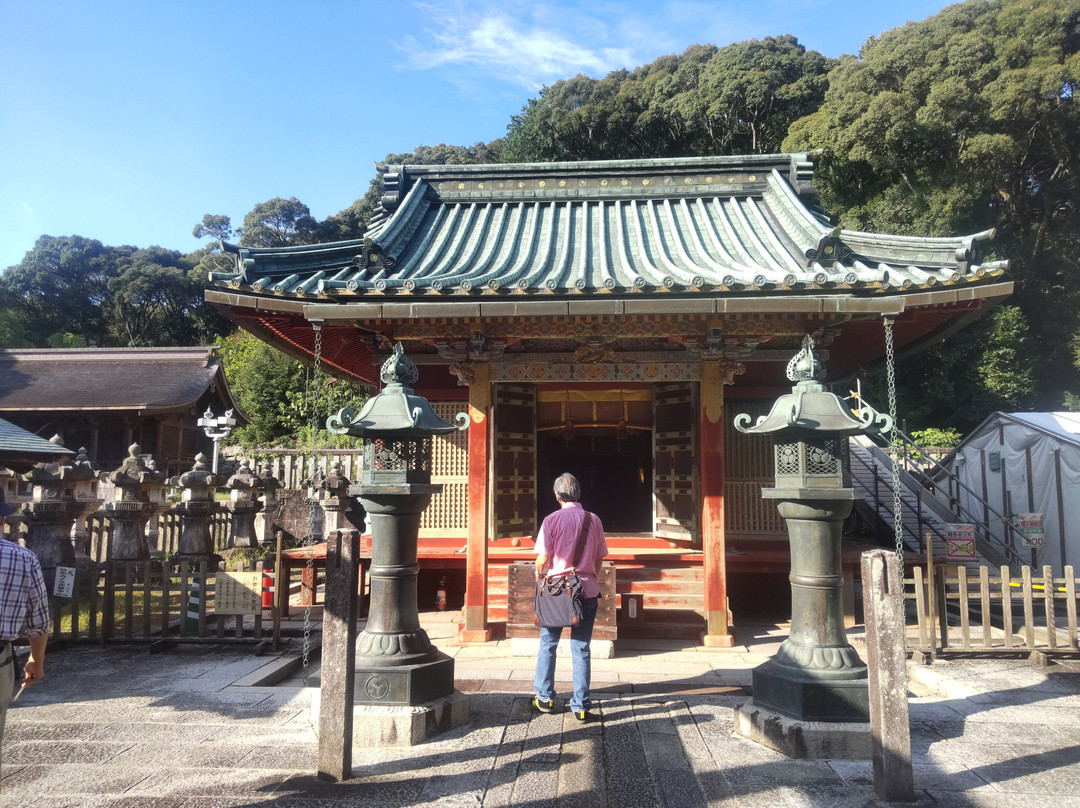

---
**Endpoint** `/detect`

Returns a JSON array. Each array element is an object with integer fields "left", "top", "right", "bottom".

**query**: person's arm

[
  {"left": 22, "top": 634, "right": 46, "bottom": 686},
  {"left": 592, "top": 516, "right": 608, "bottom": 571},
  {"left": 535, "top": 519, "right": 549, "bottom": 579},
  {"left": 22, "top": 554, "right": 49, "bottom": 685}
]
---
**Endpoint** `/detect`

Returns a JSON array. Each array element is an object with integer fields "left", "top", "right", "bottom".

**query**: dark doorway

[{"left": 536, "top": 429, "right": 653, "bottom": 533}]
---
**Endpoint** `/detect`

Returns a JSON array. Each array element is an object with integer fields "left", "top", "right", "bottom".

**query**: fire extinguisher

[{"left": 436, "top": 576, "right": 448, "bottom": 610}]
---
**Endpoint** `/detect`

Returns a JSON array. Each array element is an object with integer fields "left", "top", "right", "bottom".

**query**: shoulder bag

[{"left": 533, "top": 512, "right": 592, "bottom": 629}]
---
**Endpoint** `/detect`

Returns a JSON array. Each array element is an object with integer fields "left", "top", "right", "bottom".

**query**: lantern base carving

[{"left": 353, "top": 651, "right": 455, "bottom": 707}]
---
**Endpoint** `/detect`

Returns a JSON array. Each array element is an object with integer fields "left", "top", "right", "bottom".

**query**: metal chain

[
  {"left": 883, "top": 316, "right": 904, "bottom": 561},
  {"left": 301, "top": 323, "right": 323, "bottom": 677}
]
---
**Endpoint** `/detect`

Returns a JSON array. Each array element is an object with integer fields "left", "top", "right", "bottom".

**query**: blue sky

[{"left": 1, "top": 0, "right": 956, "bottom": 271}]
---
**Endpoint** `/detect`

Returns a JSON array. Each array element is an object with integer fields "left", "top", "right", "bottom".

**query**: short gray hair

[{"left": 553, "top": 473, "right": 581, "bottom": 502}]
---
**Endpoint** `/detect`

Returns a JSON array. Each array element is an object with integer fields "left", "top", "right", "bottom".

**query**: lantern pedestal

[
  {"left": 352, "top": 486, "right": 456, "bottom": 700},
  {"left": 732, "top": 336, "right": 889, "bottom": 759},
  {"left": 751, "top": 491, "right": 868, "bottom": 723},
  {"left": 316, "top": 343, "right": 471, "bottom": 754},
  {"left": 734, "top": 488, "right": 871, "bottom": 759},
  {"left": 333, "top": 484, "right": 469, "bottom": 746}
]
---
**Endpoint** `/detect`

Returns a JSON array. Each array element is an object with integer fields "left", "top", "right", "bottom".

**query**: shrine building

[{"left": 206, "top": 153, "right": 1011, "bottom": 646}]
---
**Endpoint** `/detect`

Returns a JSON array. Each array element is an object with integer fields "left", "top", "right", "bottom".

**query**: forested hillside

[{"left": 2, "top": 0, "right": 1077, "bottom": 438}]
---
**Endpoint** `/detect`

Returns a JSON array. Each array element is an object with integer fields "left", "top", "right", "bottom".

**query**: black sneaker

[
  {"left": 531, "top": 696, "right": 554, "bottom": 713},
  {"left": 572, "top": 710, "right": 591, "bottom": 722}
]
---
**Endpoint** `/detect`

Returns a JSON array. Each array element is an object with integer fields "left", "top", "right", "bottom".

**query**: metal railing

[{"left": 850, "top": 430, "right": 1019, "bottom": 567}]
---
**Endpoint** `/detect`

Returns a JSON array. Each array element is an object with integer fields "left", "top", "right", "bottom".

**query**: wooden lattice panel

[
  {"left": 420, "top": 402, "right": 469, "bottom": 537},
  {"left": 492, "top": 385, "right": 537, "bottom": 538},
  {"left": 653, "top": 383, "right": 698, "bottom": 542},
  {"left": 724, "top": 400, "right": 784, "bottom": 535}
]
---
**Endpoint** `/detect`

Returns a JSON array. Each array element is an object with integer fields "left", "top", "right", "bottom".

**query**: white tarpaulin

[{"left": 943, "top": 412, "right": 1080, "bottom": 574}]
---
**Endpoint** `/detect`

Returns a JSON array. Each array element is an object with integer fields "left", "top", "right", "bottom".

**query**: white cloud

[{"left": 401, "top": 2, "right": 642, "bottom": 91}]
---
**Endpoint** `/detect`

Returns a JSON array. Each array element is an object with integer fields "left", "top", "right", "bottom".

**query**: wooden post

[
  {"left": 925, "top": 532, "right": 936, "bottom": 659},
  {"left": 461, "top": 365, "right": 491, "bottom": 642},
  {"left": 273, "top": 530, "right": 285, "bottom": 647},
  {"left": 318, "top": 529, "right": 359, "bottom": 781},
  {"left": 862, "top": 549, "right": 915, "bottom": 803},
  {"left": 700, "top": 363, "right": 733, "bottom": 646}
]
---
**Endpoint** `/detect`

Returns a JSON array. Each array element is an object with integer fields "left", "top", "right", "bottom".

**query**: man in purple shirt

[
  {"left": 0, "top": 491, "right": 49, "bottom": 783},
  {"left": 532, "top": 473, "right": 608, "bottom": 721}
]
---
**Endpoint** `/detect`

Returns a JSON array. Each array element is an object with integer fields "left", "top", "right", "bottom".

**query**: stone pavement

[{"left": 2, "top": 610, "right": 1080, "bottom": 807}]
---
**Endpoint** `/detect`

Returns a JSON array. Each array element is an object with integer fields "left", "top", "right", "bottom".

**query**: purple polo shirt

[{"left": 535, "top": 502, "right": 608, "bottom": 598}]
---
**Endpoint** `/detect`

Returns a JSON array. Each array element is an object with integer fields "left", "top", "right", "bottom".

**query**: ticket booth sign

[
  {"left": 1016, "top": 513, "right": 1045, "bottom": 548},
  {"left": 944, "top": 524, "right": 976, "bottom": 560}
]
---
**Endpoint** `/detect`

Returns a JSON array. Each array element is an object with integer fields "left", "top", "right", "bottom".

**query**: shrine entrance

[{"left": 536, "top": 429, "right": 653, "bottom": 534}]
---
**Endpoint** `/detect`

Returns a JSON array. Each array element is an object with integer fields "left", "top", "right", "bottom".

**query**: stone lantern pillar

[
  {"left": 22, "top": 444, "right": 102, "bottom": 590},
  {"left": 105, "top": 444, "right": 168, "bottom": 562},
  {"left": 327, "top": 343, "right": 469, "bottom": 720},
  {"left": 255, "top": 463, "right": 282, "bottom": 546},
  {"left": 224, "top": 459, "right": 264, "bottom": 549},
  {"left": 169, "top": 452, "right": 221, "bottom": 564},
  {"left": 319, "top": 461, "right": 355, "bottom": 535},
  {"left": 733, "top": 336, "right": 892, "bottom": 751}
]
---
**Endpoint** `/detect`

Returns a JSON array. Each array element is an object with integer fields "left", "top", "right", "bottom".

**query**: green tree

[
  {"left": 784, "top": 0, "right": 1080, "bottom": 414},
  {"left": 0, "top": 310, "right": 28, "bottom": 348},
  {"left": 503, "top": 38, "right": 833, "bottom": 162},
  {"left": 107, "top": 247, "right": 229, "bottom": 346},
  {"left": 216, "top": 330, "right": 367, "bottom": 448},
  {"left": 239, "top": 197, "right": 318, "bottom": 248},
  {"left": 0, "top": 235, "right": 126, "bottom": 346}
]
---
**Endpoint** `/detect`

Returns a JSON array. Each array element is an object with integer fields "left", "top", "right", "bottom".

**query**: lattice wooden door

[
  {"left": 492, "top": 385, "right": 537, "bottom": 540},
  {"left": 653, "top": 382, "right": 699, "bottom": 542},
  {"left": 419, "top": 402, "right": 470, "bottom": 537}
]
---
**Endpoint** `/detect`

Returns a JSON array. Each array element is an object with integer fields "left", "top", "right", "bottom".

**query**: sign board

[
  {"left": 53, "top": 566, "right": 76, "bottom": 598},
  {"left": 214, "top": 571, "right": 263, "bottom": 615},
  {"left": 944, "top": 524, "right": 977, "bottom": 560},
  {"left": 1015, "top": 513, "right": 1045, "bottom": 548}
]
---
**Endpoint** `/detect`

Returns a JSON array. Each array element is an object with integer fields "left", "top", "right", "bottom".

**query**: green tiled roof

[
  {"left": 211, "top": 154, "right": 1006, "bottom": 300},
  {"left": 0, "top": 417, "right": 74, "bottom": 459}
]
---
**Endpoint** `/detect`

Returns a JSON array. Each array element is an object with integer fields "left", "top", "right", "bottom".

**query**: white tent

[{"left": 942, "top": 412, "right": 1080, "bottom": 574}]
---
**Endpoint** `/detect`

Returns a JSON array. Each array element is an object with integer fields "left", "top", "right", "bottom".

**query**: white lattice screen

[{"left": 419, "top": 402, "right": 469, "bottom": 537}]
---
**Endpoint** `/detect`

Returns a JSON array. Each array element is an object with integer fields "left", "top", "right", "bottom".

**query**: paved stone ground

[{"left": 2, "top": 612, "right": 1080, "bottom": 807}]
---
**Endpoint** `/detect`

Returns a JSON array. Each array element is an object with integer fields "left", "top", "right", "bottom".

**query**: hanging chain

[
  {"left": 301, "top": 322, "right": 323, "bottom": 677},
  {"left": 883, "top": 316, "right": 904, "bottom": 562}
]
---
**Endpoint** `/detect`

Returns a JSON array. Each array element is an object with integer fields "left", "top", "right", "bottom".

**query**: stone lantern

[
  {"left": 21, "top": 443, "right": 101, "bottom": 590},
  {"left": 734, "top": 335, "right": 892, "bottom": 730},
  {"left": 327, "top": 342, "right": 469, "bottom": 708},
  {"left": 224, "top": 458, "right": 264, "bottom": 549},
  {"left": 169, "top": 452, "right": 221, "bottom": 564},
  {"left": 105, "top": 444, "right": 168, "bottom": 561},
  {"left": 254, "top": 462, "right": 283, "bottom": 546}
]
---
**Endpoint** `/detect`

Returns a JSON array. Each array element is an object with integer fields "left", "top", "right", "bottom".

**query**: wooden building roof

[
  {"left": 205, "top": 153, "right": 1012, "bottom": 388},
  {"left": 0, "top": 347, "right": 246, "bottom": 420}
]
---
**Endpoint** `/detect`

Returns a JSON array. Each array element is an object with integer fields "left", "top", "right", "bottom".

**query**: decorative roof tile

[{"left": 211, "top": 153, "right": 1006, "bottom": 300}]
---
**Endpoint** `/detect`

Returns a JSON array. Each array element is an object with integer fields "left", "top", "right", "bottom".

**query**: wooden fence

[
  {"left": 907, "top": 564, "right": 1080, "bottom": 656},
  {"left": 50, "top": 558, "right": 277, "bottom": 644},
  {"left": 83, "top": 510, "right": 232, "bottom": 562}
]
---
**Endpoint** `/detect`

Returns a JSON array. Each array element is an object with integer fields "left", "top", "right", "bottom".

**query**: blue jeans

[{"left": 533, "top": 596, "right": 599, "bottom": 712}]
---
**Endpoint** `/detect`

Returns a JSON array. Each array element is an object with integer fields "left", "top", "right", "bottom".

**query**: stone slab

[
  {"left": 733, "top": 702, "right": 871, "bottom": 760},
  {"left": 310, "top": 689, "right": 471, "bottom": 748}
]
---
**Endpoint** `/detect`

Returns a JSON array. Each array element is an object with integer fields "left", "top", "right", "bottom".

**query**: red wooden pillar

[
  {"left": 701, "top": 361, "right": 739, "bottom": 647},
  {"left": 460, "top": 365, "right": 492, "bottom": 642}
]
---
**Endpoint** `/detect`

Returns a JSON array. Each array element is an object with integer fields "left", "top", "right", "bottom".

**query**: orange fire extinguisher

[{"left": 436, "top": 576, "right": 448, "bottom": 610}]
